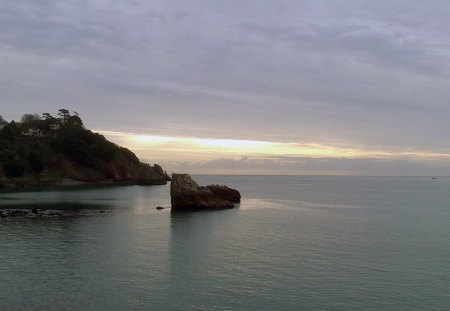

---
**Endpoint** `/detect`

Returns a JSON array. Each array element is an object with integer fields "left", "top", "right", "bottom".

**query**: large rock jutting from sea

[{"left": 170, "top": 173, "right": 241, "bottom": 210}]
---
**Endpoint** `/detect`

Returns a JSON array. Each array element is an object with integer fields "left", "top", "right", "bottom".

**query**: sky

[{"left": 1, "top": 0, "right": 450, "bottom": 175}]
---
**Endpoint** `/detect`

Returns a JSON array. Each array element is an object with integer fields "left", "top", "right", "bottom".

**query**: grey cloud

[
  {"left": 1, "top": 0, "right": 450, "bottom": 170},
  {"left": 236, "top": 21, "right": 448, "bottom": 78}
]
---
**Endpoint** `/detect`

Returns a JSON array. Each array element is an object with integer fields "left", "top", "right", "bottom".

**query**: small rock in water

[
  {"left": 31, "top": 208, "right": 38, "bottom": 214},
  {"left": 156, "top": 206, "right": 165, "bottom": 210},
  {"left": 99, "top": 210, "right": 106, "bottom": 213}
]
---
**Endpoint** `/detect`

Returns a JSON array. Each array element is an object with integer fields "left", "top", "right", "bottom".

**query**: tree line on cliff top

[{"left": 0, "top": 109, "right": 139, "bottom": 178}]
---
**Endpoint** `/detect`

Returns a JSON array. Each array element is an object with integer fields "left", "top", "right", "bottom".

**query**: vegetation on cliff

[{"left": 0, "top": 110, "right": 169, "bottom": 187}]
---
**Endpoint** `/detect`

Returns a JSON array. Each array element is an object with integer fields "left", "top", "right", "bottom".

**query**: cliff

[{"left": 0, "top": 111, "right": 170, "bottom": 189}]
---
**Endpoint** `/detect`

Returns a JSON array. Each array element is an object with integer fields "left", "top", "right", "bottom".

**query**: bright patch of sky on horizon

[{"left": 2, "top": 0, "right": 450, "bottom": 175}]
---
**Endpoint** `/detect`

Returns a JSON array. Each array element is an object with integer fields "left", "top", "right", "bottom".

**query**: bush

[
  {"left": 92, "top": 143, "right": 117, "bottom": 162},
  {"left": 120, "top": 147, "right": 139, "bottom": 164},
  {"left": 27, "top": 152, "right": 45, "bottom": 173},
  {"left": 1, "top": 122, "right": 19, "bottom": 142},
  {"left": 3, "top": 159, "right": 25, "bottom": 177}
]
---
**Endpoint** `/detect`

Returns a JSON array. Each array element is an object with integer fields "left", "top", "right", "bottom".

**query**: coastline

[{"left": 0, "top": 176, "right": 168, "bottom": 193}]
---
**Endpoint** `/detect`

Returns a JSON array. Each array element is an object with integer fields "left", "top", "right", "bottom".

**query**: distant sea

[{"left": 1, "top": 176, "right": 449, "bottom": 310}]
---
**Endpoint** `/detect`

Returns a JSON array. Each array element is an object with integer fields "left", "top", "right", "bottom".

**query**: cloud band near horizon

[{"left": 97, "top": 130, "right": 450, "bottom": 176}]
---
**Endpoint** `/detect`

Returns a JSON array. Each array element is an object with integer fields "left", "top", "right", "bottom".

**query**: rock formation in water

[{"left": 170, "top": 173, "right": 241, "bottom": 210}]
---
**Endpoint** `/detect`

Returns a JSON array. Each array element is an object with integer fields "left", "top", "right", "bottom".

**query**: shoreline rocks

[
  {"left": 170, "top": 173, "right": 241, "bottom": 210},
  {"left": 0, "top": 175, "right": 169, "bottom": 192},
  {"left": 0, "top": 162, "right": 171, "bottom": 190},
  {"left": 0, "top": 209, "right": 109, "bottom": 219}
]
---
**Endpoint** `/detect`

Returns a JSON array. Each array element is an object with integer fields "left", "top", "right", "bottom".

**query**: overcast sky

[{"left": 1, "top": 0, "right": 450, "bottom": 175}]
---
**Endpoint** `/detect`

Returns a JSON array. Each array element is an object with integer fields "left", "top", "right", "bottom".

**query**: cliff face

[
  {"left": 49, "top": 157, "right": 169, "bottom": 185},
  {"left": 0, "top": 114, "right": 170, "bottom": 188}
]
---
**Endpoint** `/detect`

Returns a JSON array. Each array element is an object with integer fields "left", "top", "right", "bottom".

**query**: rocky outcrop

[
  {"left": 153, "top": 164, "right": 171, "bottom": 181},
  {"left": 0, "top": 161, "right": 169, "bottom": 189},
  {"left": 170, "top": 173, "right": 241, "bottom": 210},
  {"left": 62, "top": 159, "right": 169, "bottom": 185}
]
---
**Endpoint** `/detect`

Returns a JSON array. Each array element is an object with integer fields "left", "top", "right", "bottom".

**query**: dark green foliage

[
  {"left": 120, "top": 147, "right": 140, "bottom": 164},
  {"left": 3, "top": 159, "right": 24, "bottom": 177},
  {"left": 67, "top": 115, "right": 83, "bottom": 127},
  {"left": 58, "top": 109, "right": 70, "bottom": 122},
  {"left": 2, "top": 122, "right": 19, "bottom": 142},
  {"left": 53, "top": 127, "right": 118, "bottom": 165},
  {"left": 0, "top": 110, "right": 145, "bottom": 180},
  {"left": 27, "top": 152, "right": 45, "bottom": 173},
  {"left": 92, "top": 142, "right": 117, "bottom": 162},
  {"left": 18, "top": 145, "right": 25, "bottom": 157},
  {"left": 20, "top": 114, "right": 41, "bottom": 124},
  {"left": 0, "top": 150, "right": 17, "bottom": 162},
  {"left": 42, "top": 113, "right": 53, "bottom": 120}
]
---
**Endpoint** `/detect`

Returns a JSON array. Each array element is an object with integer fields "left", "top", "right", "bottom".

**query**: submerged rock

[{"left": 170, "top": 173, "right": 240, "bottom": 210}]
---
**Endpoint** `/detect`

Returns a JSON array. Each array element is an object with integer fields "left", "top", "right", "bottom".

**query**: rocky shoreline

[
  {"left": 0, "top": 176, "right": 168, "bottom": 191},
  {"left": 0, "top": 163, "right": 171, "bottom": 190},
  {"left": 1, "top": 174, "right": 242, "bottom": 217},
  {"left": 0, "top": 208, "right": 109, "bottom": 219}
]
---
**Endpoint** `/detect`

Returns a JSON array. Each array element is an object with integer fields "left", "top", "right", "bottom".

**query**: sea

[{"left": 1, "top": 175, "right": 449, "bottom": 310}]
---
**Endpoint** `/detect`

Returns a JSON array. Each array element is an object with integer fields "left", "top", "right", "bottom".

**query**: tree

[
  {"left": 67, "top": 115, "right": 83, "bottom": 127},
  {"left": 1, "top": 121, "right": 19, "bottom": 141},
  {"left": 20, "top": 114, "right": 41, "bottom": 124},
  {"left": 0, "top": 115, "right": 6, "bottom": 124},
  {"left": 42, "top": 113, "right": 54, "bottom": 120},
  {"left": 58, "top": 109, "right": 70, "bottom": 123},
  {"left": 27, "top": 152, "right": 45, "bottom": 173},
  {"left": 3, "top": 159, "right": 24, "bottom": 177}
]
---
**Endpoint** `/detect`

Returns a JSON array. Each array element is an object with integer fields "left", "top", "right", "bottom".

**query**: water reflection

[
  {"left": 167, "top": 209, "right": 239, "bottom": 309},
  {"left": 0, "top": 184, "right": 170, "bottom": 212}
]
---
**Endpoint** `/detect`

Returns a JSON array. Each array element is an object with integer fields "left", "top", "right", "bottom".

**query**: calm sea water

[{"left": 1, "top": 175, "right": 450, "bottom": 310}]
